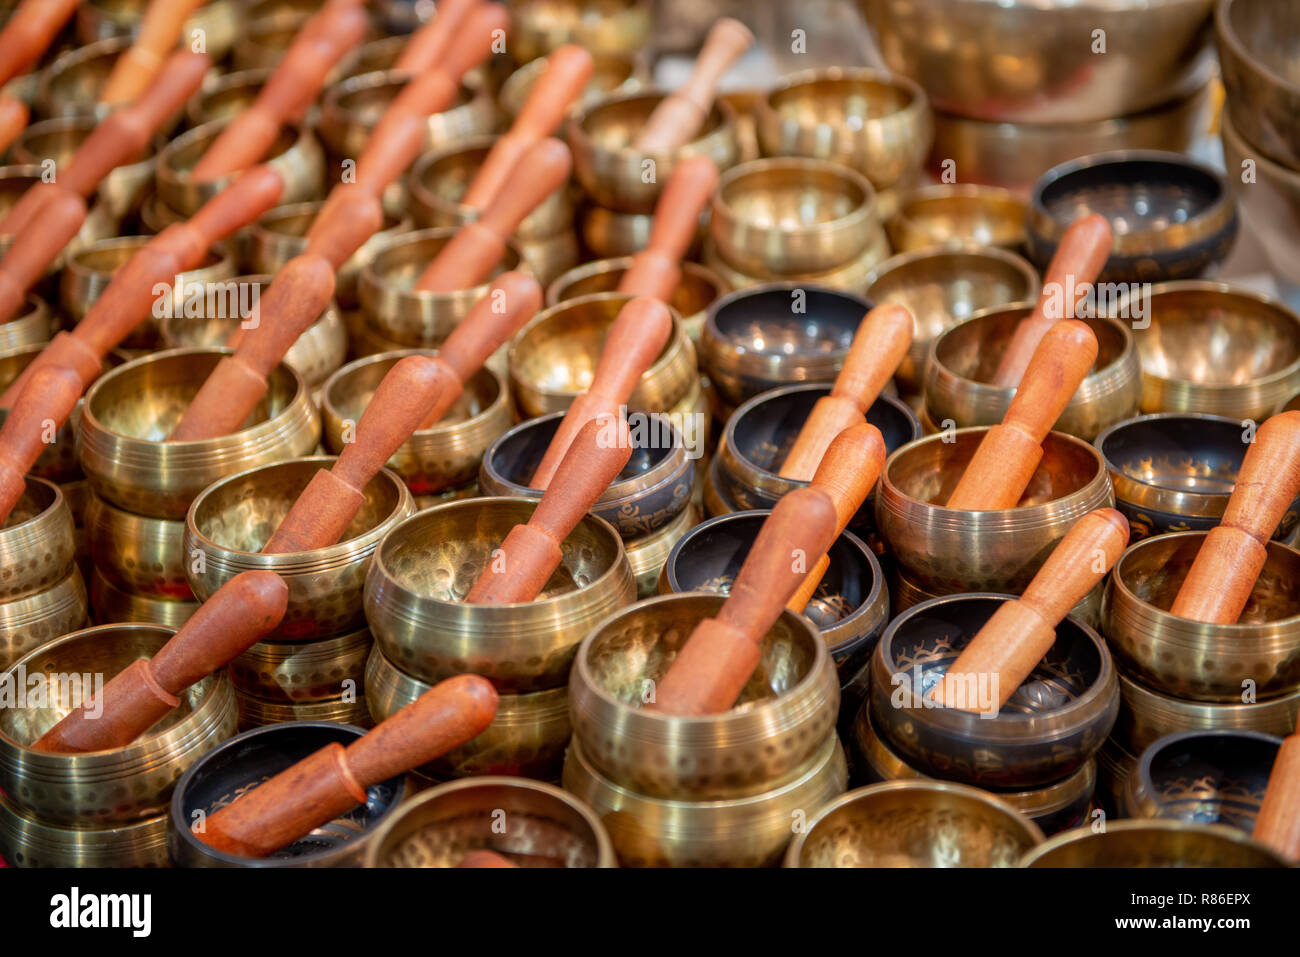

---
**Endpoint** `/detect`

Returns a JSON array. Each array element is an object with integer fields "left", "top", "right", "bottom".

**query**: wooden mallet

[
  {"left": 615, "top": 155, "right": 719, "bottom": 304},
  {"left": 0, "top": 94, "right": 29, "bottom": 156},
  {"left": 0, "top": 188, "right": 87, "bottom": 326},
  {"left": 0, "top": 0, "right": 80, "bottom": 89},
  {"left": 0, "top": 365, "right": 82, "bottom": 527},
  {"left": 1254, "top": 723, "right": 1300, "bottom": 862},
  {"left": 394, "top": 0, "right": 482, "bottom": 75},
  {"left": 99, "top": 0, "right": 207, "bottom": 106}
]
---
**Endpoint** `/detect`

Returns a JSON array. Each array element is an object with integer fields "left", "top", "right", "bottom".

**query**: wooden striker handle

[{"left": 617, "top": 155, "right": 719, "bottom": 303}]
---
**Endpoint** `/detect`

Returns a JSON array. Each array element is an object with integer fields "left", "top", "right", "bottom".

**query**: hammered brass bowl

[
  {"left": 783, "top": 780, "right": 1044, "bottom": 867},
  {"left": 0, "top": 477, "right": 77, "bottom": 604},
  {"left": 1216, "top": 0, "right": 1300, "bottom": 169},
  {"left": 578, "top": 203, "right": 703, "bottom": 259},
  {"left": 500, "top": 50, "right": 645, "bottom": 119},
  {"left": 0, "top": 624, "right": 237, "bottom": 826},
  {"left": 863, "top": 245, "right": 1040, "bottom": 395},
  {"left": 0, "top": 795, "right": 168, "bottom": 868},
  {"left": 228, "top": 627, "right": 373, "bottom": 704},
  {"left": 1103, "top": 531, "right": 1300, "bottom": 701},
  {"left": 365, "top": 647, "right": 570, "bottom": 781},
  {"left": 89, "top": 569, "right": 198, "bottom": 627},
  {"left": 365, "top": 775, "right": 617, "bottom": 868},
  {"left": 887, "top": 183, "right": 1029, "bottom": 253},
  {"left": 234, "top": 691, "right": 372, "bottom": 731},
  {"left": 511, "top": 0, "right": 652, "bottom": 63},
  {"left": 702, "top": 229, "right": 891, "bottom": 296},
  {"left": 83, "top": 492, "right": 190, "bottom": 600},
  {"left": 924, "top": 306, "right": 1142, "bottom": 441},
  {"left": 0, "top": 568, "right": 87, "bottom": 671},
  {"left": 184, "top": 456, "right": 415, "bottom": 641},
  {"left": 1020, "top": 819, "right": 1289, "bottom": 867},
  {"left": 546, "top": 256, "right": 727, "bottom": 342},
  {"left": 35, "top": 36, "right": 127, "bottom": 119},
  {"left": 185, "top": 67, "right": 272, "bottom": 127},
  {"left": 364, "top": 497, "right": 635, "bottom": 692}
]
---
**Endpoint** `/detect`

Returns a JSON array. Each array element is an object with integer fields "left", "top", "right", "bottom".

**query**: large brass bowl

[
  {"left": 1216, "top": 0, "right": 1300, "bottom": 169},
  {"left": 228, "top": 627, "right": 372, "bottom": 704},
  {"left": 1020, "top": 819, "right": 1289, "bottom": 867}
]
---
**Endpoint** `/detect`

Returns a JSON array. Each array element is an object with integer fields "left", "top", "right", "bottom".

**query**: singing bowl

[
  {"left": 1103, "top": 531, "right": 1300, "bottom": 701},
  {"left": 479, "top": 411, "right": 694, "bottom": 539},
  {"left": 877, "top": 428, "right": 1115, "bottom": 594},
  {"left": 228, "top": 627, "right": 373, "bottom": 705},
  {"left": 168, "top": 722, "right": 406, "bottom": 868},
  {"left": 511, "top": 0, "right": 653, "bottom": 63},
  {"left": 1220, "top": 107, "right": 1300, "bottom": 289},
  {"left": 83, "top": 492, "right": 190, "bottom": 600},
  {"left": 578, "top": 203, "right": 704, "bottom": 260},
  {"left": 1027, "top": 151, "right": 1238, "bottom": 284},
  {"left": 702, "top": 228, "right": 891, "bottom": 297},
  {"left": 364, "top": 497, "right": 635, "bottom": 692},
  {"left": 0, "top": 795, "right": 168, "bottom": 868},
  {"left": 925, "top": 306, "right": 1142, "bottom": 441},
  {"left": 339, "top": 36, "right": 407, "bottom": 81},
  {"left": 0, "top": 569, "right": 88, "bottom": 671},
  {"left": 1216, "top": 0, "right": 1300, "bottom": 169},
  {"left": 234, "top": 691, "right": 372, "bottom": 731},
  {"left": 1020, "top": 819, "right": 1289, "bottom": 867},
  {"left": 365, "top": 775, "right": 617, "bottom": 868},
  {"left": 76, "top": 0, "right": 239, "bottom": 60},
  {"left": 508, "top": 292, "right": 697, "bottom": 417},
  {"left": 757, "top": 68, "right": 932, "bottom": 191},
  {"left": 659, "top": 512, "right": 888, "bottom": 686},
  {"left": 626, "top": 503, "right": 698, "bottom": 598},
  {"left": 35, "top": 36, "right": 129, "bottom": 119},
  {"left": 0, "top": 624, "right": 237, "bottom": 827},
  {"left": 784, "top": 780, "right": 1043, "bottom": 867},
  {"left": 88, "top": 570, "right": 198, "bottom": 628},
  {"left": 863, "top": 245, "right": 1040, "bottom": 395},
  {"left": 698, "top": 283, "right": 875, "bottom": 409},
  {"left": 0, "top": 346, "right": 85, "bottom": 483},
  {"left": 547, "top": 257, "right": 727, "bottom": 342},
  {"left": 1095, "top": 736, "right": 1139, "bottom": 817},
  {"left": 566, "top": 89, "right": 741, "bottom": 214},
  {"left": 1095, "top": 412, "right": 1300, "bottom": 542},
  {"left": 184, "top": 457, "right": 415, "bottom": 641},
  {"left": 0, "top": 478, "right": 77, "bottom": 604},
  {"left": 77, "top": 348, "right": 321, "bottom": 519},
  {"left": 365, "top": 648, "right": 570, "bottom": 781},
  {"left": 887, "top": 184, "right": 1029, "bottom": 253},
  {"left": 500, "top": 50, "right": 645, "bottom": 120},
  {"left": 186, "top": 68, "right": 273, "bottom": 128},
  {"left": 563, "top": 731, "right": 847, "bottom": 867},
  {"left": 0, "top": 293, "right": 51, "bottom": 354},
  {"left": 890, "top": 560, "right": 1102, "bottom": 633}
]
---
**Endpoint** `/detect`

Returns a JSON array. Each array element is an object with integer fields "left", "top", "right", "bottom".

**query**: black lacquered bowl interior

[
  {"left": 1098, "top": 414, "right": 1244, "bottom": 498},
  {"left": 1039, "top": 158, "right": 1223, "bottom": 236},
  {"left": 488, "top": 412, "right": 669, "bottom": 488},
  {"left": 711, "top": 286, "right": 869, "bottom": 358},
  {"left": 731, "top": 386, "right": 918, "bottom": 467},
  {"left": 1139, "top": 730, "right": 1280, "bottom": 833}
]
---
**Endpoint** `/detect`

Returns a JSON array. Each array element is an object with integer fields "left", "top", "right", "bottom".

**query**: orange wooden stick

[
  {"left": 0, "top": 188, "right": 87, "bottom": 325},
  {"left": 1169, "top": 410, "right": 1300, "bottom": 624},
  {"left": 394, "top": 0, "right": 481, "bottom": 74},
  {"left": 992, "top": 214, "right": 1112, "bottom": 388},
  {"left": 945, "top": 320, "right": 1098, "bottom": 511},
  {"left": 99, "top": 0, "right": 206, "bottom": 106},
  {"left": 779, "top": 303, "right": 914, "bottom": 481},
  {"left": 0, "top": 94, "right": 29, "bottom": 156},
  {"left": 194, "top": 674, "right": 498, "bottom": 858},
  {"left": 301, "top": 187, "right": 385, "bottom": 271},
  {"left": 931, "top": 508, "right": 1129, "bottom": 712},
  {"left": 616, "top": 155, "right": 718, "bottom": 303},
  {"left": 31, "top": 571, "right": 288, "bottom": 753},
  {"left": 0, "top": 365, "right": 82, "bottom": 526},
  {"left": 0, "top": 0, "right": 79, "bottom": 88},
  {"left": 528, "top": 296, "right": 673, "bottom": 491},
  {"left": 459, "top": 849, "right": 520, "bottom": 868},
  {"left": 1254, "top": 732, "right": 1300, "bottom": 862}
]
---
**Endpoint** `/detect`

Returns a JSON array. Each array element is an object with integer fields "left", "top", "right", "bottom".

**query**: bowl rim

[
  {"left": 1136, "top": 727, "right": 1282, "bottom": 806},
  {"left": 702, "top": 280, "right": 873, "bottom": 359},
  {"left": 892, "top": 181, "right": 1028, "bottom": 222},
  {"left": 359, "top": 225, "right": 521, "bottom": 307},
  {"left": 712, "top": 156, "right": 878, "bottom": 243},
  {"left": 1018, "top": 816, "right": 1290, "bottom": 867},
  {"left": 1221, "top": 105, "right": 1300, "bottom": 187},
  {"left": 1215, "top": 0, "right": 1300, "bottom": 101},
  {"left": 545, "top": 255, "right": 726, "bottom": 310},
  {"left": 759, "top": 65, "right": 929, "bottom": 129},
  {"left": 0, "top": 476, "right": 64, "bottom": 541},
  {"left": 863, "top": 243, "right": 1041, "bottom": 320},
  {"left": 567, "top": 87, "right": 737, "bottom": 162},
  {"left": 156, "top": 115, "right": 314, "bottom": 192}
]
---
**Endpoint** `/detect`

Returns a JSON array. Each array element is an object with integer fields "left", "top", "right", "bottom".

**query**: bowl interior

[
  {"left": 770, "top": 75, "right": 914, "bottom": 127},
  {"left": 1098, "top": 415, "right": 1248, "bottom": 498},
  {"left": 720, "top": 163, "right": 868, "bottom": 230},
  {"left": 868, "top": 251, "right": 1037, "bottom": 342},
  {"left": 1141, "top": 732, "right": 1278, "bottom": 830},
  {"left": 417, "top": 143, "right": 491, "bottom": 207},
  {"left": 328, "top": 358, "right": 497, "bottom": 432},
  {"left": 711, "top": 287, "right": 867, "bottom": 359},
  {"left": 936, "top": 308, "right": 1123, "bottom": 383},
  {"left": 584, "top": 93, "right": 725, "bottom": 150},
  {"left": 489, "top": 412, "right": 671, "bottom": 488},
  {"left": 1039, "top": 158, "right": 1223, "bottom": 236},
  {"left": 0, "top": 171, "right": 40, "bottom": 221},
  {"left": 513, "top": 297, "right": 672, "bottom": 394},
  {"left": 897, "top": 191, "right": 1027, "bottom": 248},
  {"left": 369, "top": 232, "right": 519, "bottom": 290},
  {"left": 733, "top": 388, "right": 917, "bottom": 469},
  {"left": 1, "top": 479, "right": 56, "bottom": 532},
  {"left": 1026, "top": 824, "right": 1284, "bottom": 867},
  {"left": 1225, "top": 0, "right": 1300, "bottom": 87},
  {"left": 166, "top": 122, "right": 297, "bottom": 176}
]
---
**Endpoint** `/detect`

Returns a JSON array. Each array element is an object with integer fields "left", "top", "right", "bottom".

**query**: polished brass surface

[
  {"left": 0, "top": 569, "right": 88, "bottom": 671},
  {"left": 1220, "top": 107, "right": 1300, "bottom": 289},
  {"left": 234, "top": 692, "right": 372, "bottom": 731},
  {"left": 89, "top": 569, "right": 198, "bottom": 627},
  {"left": 84, "top": 491, "right": 189, "bottom": 600},
  {"left": 0, "top": 293, "right": 51, "bottom": 354},
  {"left": 627, "top": 503, "right": 698, "bottom": 597},
  {"left": 0, "top": 796, "right": 168, "bottom": 868},
  {"left": 1216, "top": 0, "right": 1300, "bottom": 169},
  {"left": 0, "top": 478, "right": 77, "bottom": 604},
  {"left": 578, "top": 204, "right": 697, "bottom": 259},
  {"left": 1020, "top": 819, "right": 1289, "bottom": 867},
  {"left": 888, "top": 184, "right": 1029, "bottom": 253},
  {"left": 1115, "top": 671, "right": 1300, "bottom": 755},
  {"left": 702, "top": 227, "right": 890, "bottom": 295},
  {"left": 511, "top": 0, "right": 652, "bottom": 63},
  {"left": 230, "top": 628, "right": 373, "bottom": 704},
  {"left": 36, "top": 36, "right": 128, "bottom": 119},
  {"left": 500, "top": 51, "right": 645, "bottom": 119},
  {"left": 546, "top": 257, "right": 727, "bottom": 342}
]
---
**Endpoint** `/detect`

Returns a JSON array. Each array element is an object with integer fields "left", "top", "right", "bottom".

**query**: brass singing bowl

[
  {"left": 864, "top": 245, "right": 1040, "bottom": 395},
  {"left": 511, "top": 0, "right": 653, "bottom": 63},
  {"left": 500, "top": 50, "right": 645, "bottom": 120},
  {"left": 77, "top": 347, "right": 322, "bottom": 519},
  {"left": 364, "top": 497, "right": 635, "bottom": 692},
  {"left": 567, "top": 89, "right": 741, "bottom": 214},
  {"left": 1217, "top": 0, "right": 1300, "bottom": 170},
  {"left": 627, "top": 504, "right": 698, "bottom": 598},
  {"left": 0, "top": 795, "right": 168, "bottom": 868},
  {"left": 924, "top": 305, "right": 1142, "bottom": 441},
  {"left": 888, "top": 184, "right": 1029, "bottom": 254},
  {"left": 1020, "top": 819, "right": 1289, "bottom": 867},
  {"left": 757, "top": 68, "right": 932, "bottom": 191},
  {"left": 88, "top": 569, "right": 198, "bottom": 627},
  {"left": 76, "top": 0, "right": 240, "bottom": 61},
  {"left": 234, "top": 692, "right": 372, "bottom": 731},
  {"left": 547, "top": 257, "right": 727, "bottom": 343},
  {"left": 0, "top": 624, "right": 237, "bottom": 827},
  {"left": 1095, "top": 736, "right": 1139, "bottom": 817},
  {"left": 784, "top": 780, "right": 1044, "bottom": 867},
  {"left": 889, "top": 562, "right": 1103, "bottom": 631},
  {"left": 0, "top": 163, "right": 114, "bottom": 268},
  {"left": 0, "top": 478, "right": 78, "bottom": 604},
  {"left": 365, "top": 775, "right": 617, "bottom": 868},
  {"left": 508, "top": 292, "right": 697, "bottom": 417},
  {"left": 186, "top": 67, "right": 272, "bottom": 128},
  {"left": 564, "top": 731, "right": 847, "bottom": 867},
  {"left": 577, "top": 203, "right": 704, "bottom": 260},
  {"left": 0, "top": 568, "right": 88, "bottom": 671},
  {"left": 877, "top": 428, "right": 1115, "bottom": 594},
  {"left": 703, "top": 228, "right": 891, "bottom": 297},
  {"left": 1103, "top": 531, "right": 1300, "bottom": 701},
  {"left": 0, "top": 295, "right": 51, "bottom": 354},
  {"left": 83, "top": 491, "right": 191, "bottom": 600},
  {"left": 228, "top": 627, "right": 372, "bottom": 705},
  {"left": 35, "top": 36, "right": 127, "bottom": 119},
  {"left": 365, "top": 647, "right": 571, "bottom": 781},
  {"left": 1220, "top": 107, "right": 1300, "bottom": 290},
  {"left": 184, "top": 456, "right": 415, "bottom": 641}
]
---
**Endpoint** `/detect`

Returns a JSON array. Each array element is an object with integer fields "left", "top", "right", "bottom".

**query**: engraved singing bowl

[
  {"left": 887, "top": 562, "right": 1103, "bottom": 631},
  {"left": 567, "top": 593, "right": 839, "bottom": 800},
  {"left": 887, "top": 183, "right": 1029, "bottom": 254},
  {"left": 698, "top": 283, "right": 875, "bottom": 409},
  {"left": 924, "top": 305, "right": 1142, "bottom": 441},
  {"left": 1095, "top": 412, "right": 1300, "bottom": 542},
  {"left": 0, "top": 346, "right": 85, "bottom": 483},
  {"left": 77, "top": 347, "right": 321, "bottom": 519},
  {"left": 1095, "top": 736, "right": 1139, "bottom": 818},
  {"left": 508, "top": 292, "right": 697, "bottom": 418},
  {"left": 877, "top": 428, "right": 1115, "bottom": 594},
  {"left": 625, "top": 503, "right": 698, "bottom": 598},
  {"left": 185, "top": 67, "right": 273, "bottom": 128},
  {"left": 863, "top": 245, "right": 1040, "bottom": 395},
  {"left": 83, "top": 492, "right": 191, "bottom": 600},
  {"left": 658, "top": 512, "right": 888, "bottom": 688},
  {"left": 0, "top": 794, "right": 168, "bottom": 868},
  {"left": 228, "top": 627, "right": 372, "bottom": 705},
  {"left": 364, "top": 497, "right": 636, "bottom": 692},
  {"left": 76, "top": 0, "right": 240, "bottom": 61},
  {"left": 184, "top": 456, "right": 415, "bottom": 641},
  {"left": 783, "top": 780, "right": 1044, "bottom": 868},
  {"left": 1020, "top": 819, "right": 1289, "bottom": 867},
  {"left": 323, "top": 351, "right": 512, "bottom": 497},
  {"left": 365, "top": 775, "right": 617, "bottom": 868},
  {"left": 566, "top": 89, "right": 741, "bottom": 214},
  {"left": 869, "top": 594, "right": 1120, "bottom": 789},
  {"left": 234, "top": 692, "right": 372, "bottom": 731},
  {"left": 702, "top": 228, "right": 891, "bottom": 297},
  {"left": 1103, "top": 531, "right": 1300, "bottom": 701},
  {"left": 756, "top": 68, "right": 932, "bottom": 192},
  {"left": 1217, "top": 0, "right": 1300, "bottom": 170},
  {"left": 365, "top": 647, "right": 571, "bottom": 781},
  {"left": 500, "top": 50, "right": 645, "bottom": 120},
  {"left": 0, "top": 569, "right": 88, "bottom": 671},
  {"left": 0, "top": 624, "right": 237, "bottom": 827},
  {"left": 546, "top": 257, "right": 728, "bottom": 342},
  {"left": 511, "top": 0, "right": 652, "bottom": 63},
  {"left": 35, "top": 36, "right": 128, "bottom": 119},
  {"left": 479, "top": 411, "right": 694, "bottom": 539},
  {"left": 1126, "top": 281, "right": 1300, "bottom": 421},
  {"left": 168, "top": 722, "right": 407, "bottom": 868},
  {"left": 0, "top": 478, "right": 78, "bottom": 604}
]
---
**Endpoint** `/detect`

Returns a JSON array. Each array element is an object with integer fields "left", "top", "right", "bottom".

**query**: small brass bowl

[
  {"left": 35, "top": 36, "right": 128, "bottom": 119},
  {"left": 877, "top": 428, "right": 1115, "bottom": 594},
  {"left": 227, "top": 627, "right": 372, "bottom": 705},
  {"left": 925, "top": 305, "right": 1142, "bottom": 441},
  {"left": 234, "top": 691, "right": 372, "bottom": 731},
  {"left": 1095, "top": 412, "right": 1300, "bottom": 542},
  {"left": 1216, "top": 0, "right": 1300, "bottom": 169},
  {"left": 500, "top": 50, "right": 645, "bottom": 119},
  {"left": 627, "top": 503, "right": 697, "bottom": 598},
  {"left": 184, "top": 457, "right": 415, "bottom": 641},
  {"left": 889, "top": 563, "right": 1103, "bottom": 631},
  {"left": 511, "top": 0, "right": 653, "bottom": 63},
  {"left": 364, "top": 497, "right": 635, "bottom": 692},
  {"left": 479, "top": 411, "right": 695, "bottom": 539},
  {"left": 887, "top": 184, "right": 1029, "bottom": 253},
  {"left": 186, "top": 68, "right": 272, "bottom": 127},
  {"left": 365, "top": 775, "right": 617, "bottom": 868},
  {"left": 0, "top": 478, "right": 77, "bottom": 604},
  {"left": 0, "top": 569, "right": 88, "bottom": 671},
  {"left": 508, "top": 292, "right": 697, "bottom": 417},
  {"left": 577, "top": 203, "right": 704, "bottom": 260},
  {"left": 710, "top": 158, "right": 878, "bottom": 277},
  {"left": 0, "top": 624, "right": 237, "bottom": 826},
  {"left": 365, "top": 647, "right": 570, "bottom": 781},
  {"left": 0, "top": 795, "right": 168, "bottom": 868},
  {"left": 0, "top": 294, "right": 51, "bottom": 353},
  {"left": 83, "top": 491, "right": 191, "bottom": 600},
  {"left": 89, "top": 569, "right": 198, "bottom": 627},
  {"left": 546, "top": 256, "right": 727, "bottom": 342},
  {"left": 783, "top": 780, "right": 1044, "bottom": 868},
  {"left": 567, "top": 89, "right": 740, "bottom": 214},
  {"left": 0, "top": 345, "right": 84, "bottom": 482},
  {"left": 702, "top": 228, "right": 891, "bottom": 296},
  {"left": 168, "top": 722, "right": 407, "bottom": 868},
  {"left": 76, "top": 0, "right": 239, "bottom": 61},
  {"left": 864, "top": 245, "right": 1040, "bottom": 395},
  {"left": 869, "top": 593, "right": 1120, "bottom": 789},
  {"left": 1103, "top": 531, "right": 1300, "bottom": 701},
  {"left": 757, "top": 68, "right": 932, "bottom": 191},
  {"left": 1020, "top": 819, "right": 1289, "bottom": 867},
  {"left": 77, "top": 347, "right": 322, "bottom": 519}
]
